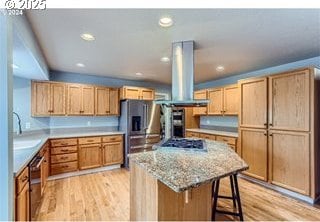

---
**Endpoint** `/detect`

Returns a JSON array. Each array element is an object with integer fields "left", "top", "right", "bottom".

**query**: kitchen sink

[{"left": 14, "top": 139, "right": 42, "bottom": 150}]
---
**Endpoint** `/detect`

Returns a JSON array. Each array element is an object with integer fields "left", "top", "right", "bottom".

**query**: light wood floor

[{"left": 36, "top": 168, "right": 320, "bottom": 221}]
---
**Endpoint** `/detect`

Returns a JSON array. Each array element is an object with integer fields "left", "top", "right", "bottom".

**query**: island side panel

[
  {"left": 130, "top": 160, "right": 158, "bottom": 221},
  {"left": 158, "top": 181, "right": 212, "bottom": 221}
]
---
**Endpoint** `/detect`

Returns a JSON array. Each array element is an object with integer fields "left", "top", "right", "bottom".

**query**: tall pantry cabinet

[{"left": 238, "top": 68, "right": 320, "bottom": 201}]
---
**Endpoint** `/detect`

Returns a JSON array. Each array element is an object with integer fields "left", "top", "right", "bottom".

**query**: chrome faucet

[{"left": 13, "top": 112, "right": 22, "bottom": 135}]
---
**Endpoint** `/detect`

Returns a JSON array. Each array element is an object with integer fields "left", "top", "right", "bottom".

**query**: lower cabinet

[
  {"left": 79, "top": 143, "right": 103, "bottom": 170},
  {"left": 102, "top": 142, "right": 124, "bottom": 166},
  {"left": 239, "top": 128, "right": 268, "bottom": 181},
  {"left": 15, "top": 167, "right": 30, "bottom": 221},
  {"left": 268, "top": 130, "right": 310, "bottom": 195}
]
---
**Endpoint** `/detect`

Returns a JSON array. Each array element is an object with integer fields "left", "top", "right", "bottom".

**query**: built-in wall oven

[
  {"left": 171, "top": 108, "right": 185, "bottom": 138},
  {"left": 29, "top": 152, "right": 45, "bottom": 220}
]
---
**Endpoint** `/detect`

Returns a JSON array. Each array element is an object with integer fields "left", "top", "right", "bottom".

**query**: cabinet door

[
  {"left": 50, "top": 83, "right": 66, "bottom": 115},
  {"left": 268, "top": 130, "right": 310, "bottom": 195},
  {"left": 269, "top": 70, "right": 310, "bottom": 131},
  {"left": 79, "top": 144, "right": 102, "bottom": 170},
  {"left": 207, "top": 88, "right": 223, "bottom": 115},
  {"left": 95, "top": 87, "right": 110, "bottom": 115},
  {"left": 67, "top": 84, "right": 82, "bottom": 115},
  {"left": 239, "top": 128, "right": 268, "bottom": 181},
  {"left": 124, "top": 87, "right": 140, "bottom": 99},
  {"left": 223, "top": 84, "right": 239, "bottom": 115},
  {"left": 16, "top": 183, "right": 30, "bottom": 221},
  {"left": 109, "top": 88, "right": 119, "bottom": 115},
  {"left": 193, "top": 90, "right": 207, "bottom": 115},
  {"left": 141, "top": 88, "right": 155, "bottom": 100},
  {"left": 239, "top": 77, "right": 268, "bottom": 128},
  {"left": 102, "top": 142, "right": 123, "bottom": 166},
  {"left": 82, "top": 86, "right": 95, "bottom": 115},
  {"left": 40, "top": 149, "right": 49, "bottom": 194},
  {"left": 32, "top": 81, "right": 51, "bottom": 116}
]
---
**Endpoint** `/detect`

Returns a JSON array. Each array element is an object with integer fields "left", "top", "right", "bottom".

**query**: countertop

[
  {"left": 186, "top": 128, "right": 238, "bottom": 138},
  {"left": 129, "top": 140, "right": 248, "bottom": 192},
  {"left": 13, "top": 131, "right": 125, "bottom": 176}
]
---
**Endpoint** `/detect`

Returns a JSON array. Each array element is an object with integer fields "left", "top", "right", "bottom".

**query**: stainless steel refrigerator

[{"left": 120, "top": 100, "right": 161, "bottom": 168}]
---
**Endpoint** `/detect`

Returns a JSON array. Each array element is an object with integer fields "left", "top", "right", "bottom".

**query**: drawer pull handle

[
  {"left": 62, "top": 165, "right": 69, "bottom": 168},
  {"left": 87, "top": 140, "right": 94, "bottom": 142},
  {"left": 61, "top": 149, "right": 69, "bottom": 152},
  {"left": 61, "top": 157, "right": 68, "bottom": 160},
  {"left": 61, "top": 143, "right": 69, "bottom": 146}
]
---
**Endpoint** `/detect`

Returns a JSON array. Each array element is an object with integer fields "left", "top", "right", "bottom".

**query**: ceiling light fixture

[
  {"left": 80, "top": 33, "right": 95, "bottom": 41},
  {"left": 216, "top": 66, "right": 225, "bottom": 72},
  {"left": 135, "top": 72, "right": 143, "bottom": 76},
  {"left": 160, "top": 56, "right": 170, "bottom": 63},
  {"left": 12, "top": 64, "right": 19, "bottom": 69},
  {"left": 76, "top": 63, "right": 85, "bottom": 67},
  {"left": 159, "top": 16, "right": 173, "bottom": 27}
]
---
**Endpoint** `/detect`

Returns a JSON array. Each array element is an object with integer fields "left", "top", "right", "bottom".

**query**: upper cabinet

[
  {"left": 95, "top": 87, "right": 119, "bottom": 116},
  {"left": 32, "top": 81, "right": 66, "bottom": 116},
  {"left": 120, "top": 86, "right": 155, "bottom": 100},
  {"left": 67, "top": 84, "right": 95, "bottom": 115},
  {"left": 193, "top": 90, "right": 208, "bottom": 115},
  {"left": 31, "top": 81, "right": 120, "bottom": 116},
  {"left": 268, "top": 70, "right": 310, "bottom": 132},
  {"left": 193, "top": 84, "right": 239, "bottom": 116}
]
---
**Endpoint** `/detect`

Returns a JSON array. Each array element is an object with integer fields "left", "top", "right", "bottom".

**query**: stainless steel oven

[
  {"left": 29, "top": 153, "right": 45, "bottom": 220},
  {"left": 171, "top": 108, "right": 185, "bottom": 138}
]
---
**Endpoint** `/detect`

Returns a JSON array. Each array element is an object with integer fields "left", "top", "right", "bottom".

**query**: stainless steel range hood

[{"left": 156, "top": 41, "right": 209, "bottom": 107}]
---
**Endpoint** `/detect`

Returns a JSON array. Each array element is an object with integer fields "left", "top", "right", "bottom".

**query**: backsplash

[
  {"left": 49, "top": 116, "right": 119, "bottom": 129},
  {"left": 200, "top": 116, "right": 238, "bottom": 128}
]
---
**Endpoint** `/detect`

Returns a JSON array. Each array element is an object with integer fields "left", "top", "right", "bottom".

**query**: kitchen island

[{"left": 129, "top": 139, "right": 248, "bottom": 221}]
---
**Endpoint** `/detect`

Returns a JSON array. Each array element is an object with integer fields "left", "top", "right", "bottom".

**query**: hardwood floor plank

[{"left": 35, "top": 169, "right": 320, "bottom": 221}]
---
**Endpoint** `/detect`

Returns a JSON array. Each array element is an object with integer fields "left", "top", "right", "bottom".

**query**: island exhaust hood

[{"left": 156, "top": 41, "right": 209, "bottom": 107}]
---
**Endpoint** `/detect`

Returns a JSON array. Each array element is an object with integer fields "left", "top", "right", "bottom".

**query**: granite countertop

[
  {"left": 129, "top": 140, "right": 248, "bottom": 192},
  {"left": 13, "top": 131, "right": 125, "bottom": 175},
  {"left": 186, "top": 128, "right": 238, "bottom": 138}
]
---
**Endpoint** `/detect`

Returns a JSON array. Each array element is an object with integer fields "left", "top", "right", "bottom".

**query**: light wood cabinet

[
  {"left": 109, "top": 88, "right": 120, "bottom": 115},
  {"left": 268, "top": 130, "right": 310, "bottom": 195},
  {"left": 40, "top": 143, "right": 49, "bottom": 194},
  {"left": 239, "top": 77, "right": 268, "bottom": 128},
  {"left": 102, "top": 142, "right": 123, "bottom": 166},
  {"left": 16, "top": 181, "right": 30, "bottom": 221},
  {"left": 32, "top": 81, "right": 66, "bottom": 116},
  {"left": 239, "top": 128, "right": 268, "bottom": 181},
  {"left": 95, "top": 87, "right": 119, "bottom": 116},
  {"left": 79, "top": 144, "right": 102, "bottom": 170},
  {"left": 15, "top": 166, "right": 30, "bottom": 221},
  {"left": 268, "top": 70, "right": 310, "bottom": 132},
  {"left": 224, "top": 84, "right": 239, "bottom": 115},
  {"left": 67, "top": 84, "right": 95, "bottom": 115},
  {"left": 194, "top": 84, "right": 239, "bottom": 116},
  {"left": 193, "top": 90, "right": 208, "bottom": 115},
  {"left": 207, "top": 88, "right": 223, "bottom": 115},
  {"left": 120, "top": 86, "right": 155, "bottom": 100}
]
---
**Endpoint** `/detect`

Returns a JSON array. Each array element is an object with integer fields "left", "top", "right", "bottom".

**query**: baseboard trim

[
  {"left": 48, "top": 164, "right": 121, "bottom": 181},
  {"left": 239, "top": 174, "right": 316, "bottom": 204}
]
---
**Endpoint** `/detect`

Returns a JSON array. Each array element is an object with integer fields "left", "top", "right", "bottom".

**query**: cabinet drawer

[
  {"left": 51, "top": 161, "right": 78, "bottom": 175},
  {"left": 199, "top": 133, "right": 216, "bottom": 140},
  {"left": 16, "top": 167, "right": 29, "bottom": 194},
  {"left": 51, "top": 153, "right": 78, "bottom": 164},
  {"left": 51, "top": 138, "right": 77, "bottom": 147},
  {"left": 51, "top": 146, "right": 78, "bottom": 155},
  {"left": 216, "top": 136, "right": 236, "bottom": 145},
  {"left": 186, "top": 131, "right": 200, "bottom": 138},
  {"left": 102, "top": 135, "right": 122, "bottom": 143},
  {"left": 78, "top": 137, "right": 101, "bottom": 145}
]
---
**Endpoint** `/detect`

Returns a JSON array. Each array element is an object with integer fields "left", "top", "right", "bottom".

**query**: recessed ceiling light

[
  {"left": 80, "top": 33, "right": 95, "bottom": 41},
  {"left": 160, "top": 56, "right": 170, "bottom": 63},
  {"left": 159, "top": 16, "right": 173, "bottom": 27},
  {"left": 216, "top": 66, "right": 225, "bottom": 72},
  {"left": 11, "top": 64, "right": 19, "bottom": 69},
  {"left": 135, "top": 72, "right": 143, "bottom": 76},
  {"left": 76, "top": 63, "right": 85, "bottom": 67}
]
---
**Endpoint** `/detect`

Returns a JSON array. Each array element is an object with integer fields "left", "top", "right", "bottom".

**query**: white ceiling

[{"left": 26, "top": 9, "right": 320, "bottom": 84}]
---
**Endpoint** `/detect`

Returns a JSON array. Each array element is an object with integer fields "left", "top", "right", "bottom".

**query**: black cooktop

[{"left": 160, "top": 138, "right": 206, "bottom": 151}]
